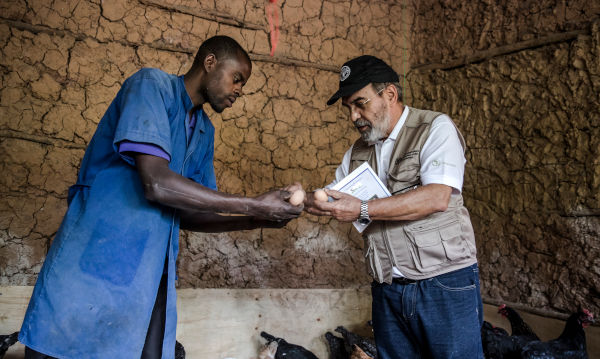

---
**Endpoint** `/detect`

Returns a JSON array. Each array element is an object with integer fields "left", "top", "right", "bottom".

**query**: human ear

[
  {"left": 203, "top": 54, "right": 217, "bottom": 72},
  {"left": 385, "top": 85, "right": 398, "bottom": 104}
]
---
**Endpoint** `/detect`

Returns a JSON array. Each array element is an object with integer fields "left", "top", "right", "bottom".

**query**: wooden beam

[
  {"left": 1, "top": 18, "right": 339, "bottom": 72},
  {"left": 0, "top": 130, "right": 87, "bottom": 149},
  {"left": 138, "top": 0, "right": 264, "bottom": 31},
  {"left": 250, "top": 53, "right": 338, "bottom": 72},
  {"left": 411, "top": 28, "right": 590, "bottom": 72},
  {"left": 483, "top": 296, "right": 573, "bottom": 322}
]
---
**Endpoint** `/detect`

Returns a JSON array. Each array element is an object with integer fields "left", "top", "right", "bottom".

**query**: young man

[
  {"left": 19, "top": 36, "right": 302, "bottom": 359},
  {"left": 306, "top": 55, "right": 483, "bottom": 358}
]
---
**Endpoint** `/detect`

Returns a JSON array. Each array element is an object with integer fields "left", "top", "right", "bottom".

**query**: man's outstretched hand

[{"left": 252, "top": 188, "right": 303, "bottom": 220}]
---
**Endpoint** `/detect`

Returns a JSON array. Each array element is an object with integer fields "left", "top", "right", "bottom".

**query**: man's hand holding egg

[
  {"left": 302, "top": 188, "right": 332, "bottom": 216},
  {"left": 283, "top": 182, "right": 306, "bottom": 206},
  {"left": 313, "top": 188, "right": 328, "bottom": 202}
]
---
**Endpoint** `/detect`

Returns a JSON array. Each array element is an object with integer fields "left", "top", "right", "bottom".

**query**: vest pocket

[
  {"left": 365, "top": 236, "right": 383, "bottom": 281},
  {"left": 403, "top": 217, "right": 468, "bottom": 271},
  {"left": 388, "top": 162, "right": 420, "bottom": 195},
  {"left": 388, "top": 162, "right": 419, "bottom": 182}
]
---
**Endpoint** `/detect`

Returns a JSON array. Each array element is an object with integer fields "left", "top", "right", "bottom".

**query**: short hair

[
  {"left": 372, "top": 82, "right": 403, "bottom": 102},
  {"left": 192, "top": 35, "right": 250, "bottom": 68}
]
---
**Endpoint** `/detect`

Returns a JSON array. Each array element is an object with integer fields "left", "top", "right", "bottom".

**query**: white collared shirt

[
  {"left": 327, "top": 107, "right": 467, "bottom": 277},
  {"left": 329, "top": 106, "right": 466, "bottom": 193}
]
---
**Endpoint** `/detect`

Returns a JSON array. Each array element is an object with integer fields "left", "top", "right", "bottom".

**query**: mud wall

[
  {"left": 0, "top": 1, "right": 410, "bottom": 288},
  {"left": 408, "top": 1, "right": 600, "bottom": 315},
  {"left": 2, "top": 0, "right": 598, "bottom": 320}
]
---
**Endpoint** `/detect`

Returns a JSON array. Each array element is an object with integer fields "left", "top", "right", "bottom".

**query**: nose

[{"left": 350, "top": 106, "right": 361, "bottom": 122}]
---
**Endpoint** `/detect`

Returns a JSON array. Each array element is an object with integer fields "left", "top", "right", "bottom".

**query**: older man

[
  {"left": 307, "top": 55, "right": 483, "bottom": 358},
  {"left": 20, "top": 36, "right": 302, "bottom": 359}
]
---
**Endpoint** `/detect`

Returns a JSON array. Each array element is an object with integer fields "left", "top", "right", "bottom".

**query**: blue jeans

[{"left": 371, "top": 264, "right": 483, "bottom": 359}]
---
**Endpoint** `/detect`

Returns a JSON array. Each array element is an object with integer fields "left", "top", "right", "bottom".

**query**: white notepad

[{"left": 331, "top": 162, "right": 391, "bottom": 232}]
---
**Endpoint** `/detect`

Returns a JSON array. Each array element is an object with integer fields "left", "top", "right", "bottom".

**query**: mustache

[{"left": 354, "top": 120, "right": 371, "bottom": 129}]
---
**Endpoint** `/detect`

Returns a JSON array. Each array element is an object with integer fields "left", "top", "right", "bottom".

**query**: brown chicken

[{"left": 350, "top": 344, "right": 374, "bottom": 359}]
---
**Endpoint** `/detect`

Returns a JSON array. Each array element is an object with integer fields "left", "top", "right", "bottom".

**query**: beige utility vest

[{"left": 350, "top": 107, "right": 477, "bottom": 283}]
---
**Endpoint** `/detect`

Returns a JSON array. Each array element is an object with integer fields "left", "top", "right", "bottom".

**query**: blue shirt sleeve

[
  {"left": 118, "top": 141, "right": 171, "bottom": 166},
  {"left": 112, "top": 72, "right": 173, "bottom": 159}
]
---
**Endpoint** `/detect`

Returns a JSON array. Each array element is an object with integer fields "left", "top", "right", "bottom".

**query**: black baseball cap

[{"left": 327, "top": 55, "right": 399, "bottom": 105}]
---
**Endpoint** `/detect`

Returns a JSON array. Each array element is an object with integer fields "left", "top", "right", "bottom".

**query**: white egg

[
  {"left": 314, "top": 189, "right": 328, "bottom": 202},
  {"left": 289, "top": 189, "right": 306, "bottom": 206}
]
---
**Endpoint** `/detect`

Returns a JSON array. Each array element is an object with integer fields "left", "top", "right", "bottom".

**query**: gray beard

[{"left": 360, "top": 111, "right": 391, "bottom": 144}]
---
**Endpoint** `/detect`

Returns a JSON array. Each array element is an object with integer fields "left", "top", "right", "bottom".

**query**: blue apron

[{"left": 19, "top": 69, "right": 217, "bottom": 358}]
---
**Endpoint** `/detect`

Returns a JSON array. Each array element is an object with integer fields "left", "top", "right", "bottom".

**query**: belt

[{"left": 392, "top": 277, "right": 417, "bottom": 285}]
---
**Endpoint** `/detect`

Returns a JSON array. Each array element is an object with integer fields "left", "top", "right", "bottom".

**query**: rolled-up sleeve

[{"left": 112, "top": 73, "right": 173, "bottom": 161}]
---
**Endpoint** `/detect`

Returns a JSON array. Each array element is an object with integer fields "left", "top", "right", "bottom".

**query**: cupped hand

[
  {"left": 309, "top": 189, "right": 361, "bottom": 222},
  {"left": 304, "top": 190, "right": 331, "bottom": 216}
]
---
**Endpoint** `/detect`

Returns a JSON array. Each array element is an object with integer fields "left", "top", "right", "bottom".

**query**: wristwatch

[{"left": 358, "top": 200, "right": 370, "bottom": 224}]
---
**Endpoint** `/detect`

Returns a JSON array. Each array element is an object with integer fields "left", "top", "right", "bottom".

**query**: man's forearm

[
  {"left": 180, "top": 211, "right": 254, "bottom": 232},
  {"left": 368, "top": 184, "right": 452, "bottom": 221},
  {"left": 142, "top": 166, "right": 256, "bottom": 214},
  {"left": 134, "top": 154, "right": 301, "bottom": 220},
  {"left": 180, "top": 211, "right": 289, "bottom": 232}
]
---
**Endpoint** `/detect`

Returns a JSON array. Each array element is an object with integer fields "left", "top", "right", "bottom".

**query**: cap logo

[{"left": 340, "top": 66, "right": 351, "bottom": 81}]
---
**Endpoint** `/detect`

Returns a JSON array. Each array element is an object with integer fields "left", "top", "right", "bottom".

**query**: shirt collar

[
  {"left": 179, "top": 75, "right": 207, "bottom": 133},
  {"left": 178, "top": 75, "right": 194, "bottom": 113},
  {"left": 387, "top": 106, "right": 409, "bottom": 142},
  {"left": 194, "top": 109, "right": 207, "bottom": 133}
]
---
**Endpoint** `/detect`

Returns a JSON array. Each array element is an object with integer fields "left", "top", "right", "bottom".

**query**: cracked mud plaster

[
  {"left": 1, "top": 0, "right": 407, "bottom": 288},
  {"left": 408, "top": 9, "right": 600, "bottom": 315},
  {"left": 2, "top": 0, "right": 599, "bottom": 318},
  {"left": 410, "top": 0, "right": 600, "bottom": 66}
]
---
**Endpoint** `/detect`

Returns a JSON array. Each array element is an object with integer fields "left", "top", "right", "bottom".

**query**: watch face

[{"left": 358, "top": 217, "right": 370, "bottom": 225}]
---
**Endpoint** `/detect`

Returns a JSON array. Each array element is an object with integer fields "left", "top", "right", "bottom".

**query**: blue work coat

[{"left": 19, "top": 69, "right": 217, "bottom": 358}]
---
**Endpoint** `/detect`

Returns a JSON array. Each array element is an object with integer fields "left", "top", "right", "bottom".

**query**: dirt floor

[{"left": 2, "top": 286, "right": 599, "bottom": 358}]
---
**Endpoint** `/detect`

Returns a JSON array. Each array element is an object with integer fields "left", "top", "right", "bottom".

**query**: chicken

[
  {"left": 175, "top": 340, "right": 185, "bottom": 359},
  {"left": 260, "top": 331, "right": 318, "bottom": 359},
  {"left": 519, "top": 309, "right": 594, "bottom": 359},
  {"left": 498, "top": 305, "right": 540, "bottom": 341},
  {"left": 258, "top": 341, "right": 278, "bottom": 359},
  {"left": 482, "top": 320, "right": 510, "bottom": 338},
  {"left": 480, "top": 305, "right": 542, "bottom": 359},
  {"left": 481, "top": 320, "right": 517, "bottom": 359},
  {"left": 324, "top": 331, "right": 348, "bottom": 359},
  {"left": 0, "top": 332, "right": 19, "bottom": 359},
  {"left": 335, "top": 326, "right": 377, "bottom": 359},
  {"left": 350, "top": 344, "right": 374, "bottom": 359}
]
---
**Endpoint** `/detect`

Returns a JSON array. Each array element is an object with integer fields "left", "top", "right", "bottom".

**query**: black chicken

[
  {"left": 0, "top": 332, "right": 19, "bottom": 359},
  {"left": 175, "top": 340, "right": 185, "bottom": 359},
  {"left": 482, "top": 320, "right": 510, "bottom": 337},
  {"left": 260, "top": 331, "right": 318, "bottom": 359},
  {"left": 335, "top": 326, "right": 377, "bottom": 359},
  {"left": 324, "top": 331, "right": 349, "bottom": 359},
  {"left": 481, "top": 319, "right": 539, "bottom": 359},
  {"left": 482, "top": 320, "right": 517, "bottom": 359},
  {"left": 499, "top": 305, "right": 540, "bottom": 341},
  {"left": 519, "top": 309, "right": 594, "bottom": 359}
]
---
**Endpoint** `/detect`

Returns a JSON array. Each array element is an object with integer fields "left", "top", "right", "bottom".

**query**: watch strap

[{"left": 359, "top": 200, "right": 369, "bottom": 222}]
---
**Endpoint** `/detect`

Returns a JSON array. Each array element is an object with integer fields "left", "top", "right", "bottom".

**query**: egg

[
  {"left": 285, "top": 182, "right": 302, "bottom": 193},
  {"left": 289, "top": 189, "right": 306, "bottom": 206},
  {"left": 314, "top": 188, "right": 328, "bottom": 202}
]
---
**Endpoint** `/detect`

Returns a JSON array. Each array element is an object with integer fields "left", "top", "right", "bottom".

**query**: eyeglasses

[{"left": 343, "top": 87, "right": 385, "bottom": 115}]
